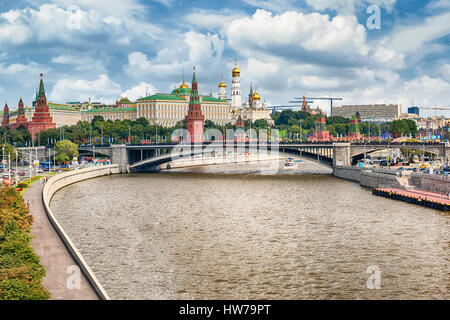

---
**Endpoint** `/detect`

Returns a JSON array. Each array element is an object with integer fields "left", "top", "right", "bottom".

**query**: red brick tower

[
  {"left": 14, "top": 98, "right": 27, "bottom": 128},
  {"left": 185, "top": 67, "right": 204, "bottom": 143},
  {"left": 27, "top": 74, "right": 55, "bottom": 140},
  {"left": 2, "top": 102, "right": 9, "bottom": 127},
  {"left": 301, "top": 96, "right": 309, "bottom": 112},
  {"left": 348, "top": 115, "right": 361, "bottom": 141},
  {"left": 313, "top": 112, "right": 330, "bottom": 142},
  {"left": 235, "top": 115, "right": 246, "bottom": 142},
  {"left": 236, "top": 116, "right": 244, "bottom": 128}
]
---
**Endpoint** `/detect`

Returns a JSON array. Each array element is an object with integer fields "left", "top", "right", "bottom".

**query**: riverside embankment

[
  {"left": 26, "top": 165, "right": 119, "bottom": 300},
  {"left": 333, "top": 165, "right": 404, "bottom": 189},
  {"left": 333, "top": 165, "right": 450, "bottom": 211}
]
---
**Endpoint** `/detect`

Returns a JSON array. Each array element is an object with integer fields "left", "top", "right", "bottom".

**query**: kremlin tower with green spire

[
  {"left": 2, "top": 102, "right": 9, "bottom": 127},
  {"left": 185, "top": 67, "right": 204, "bottom": 143},
  {"left": 348, "top": 114, "right": 361, "bottom": 141},
  {"left": 27, "top": 74, "right": 56, "bottom": 140}
]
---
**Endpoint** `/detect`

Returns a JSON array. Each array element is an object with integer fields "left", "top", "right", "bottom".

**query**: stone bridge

[{"left": 78, "top": 141, "right": 450, "bottom": 173}]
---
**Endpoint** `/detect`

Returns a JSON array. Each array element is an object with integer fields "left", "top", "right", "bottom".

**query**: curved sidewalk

[{"left": 24, "top": 181, "right": 98, "bottom": 300}]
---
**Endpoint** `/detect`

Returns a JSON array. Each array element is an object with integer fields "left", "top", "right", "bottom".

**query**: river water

[{"left": 50, "top": 158, "right": 449, "bottom": 299}]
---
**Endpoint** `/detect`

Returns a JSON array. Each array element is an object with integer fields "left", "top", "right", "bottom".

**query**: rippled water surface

[{"left": 50, "top": 159, "right": 449, "bottom": 299}]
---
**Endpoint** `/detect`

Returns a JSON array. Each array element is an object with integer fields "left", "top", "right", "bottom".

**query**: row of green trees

[
  {"left": 271, "top": 110, "right": 418, "bottom": 138},
  {"left": 0, "top": 125, "right": 31, "bottom": 147},
  {"left": 0, "top": 141, "right": 78, "bottom": 165},
  {"left": 0, "top": 187, "right": 49, "bottom": 300}
]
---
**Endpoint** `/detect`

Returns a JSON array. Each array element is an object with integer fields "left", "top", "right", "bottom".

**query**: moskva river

[{"left": 50, "top": 159, "right": 449, "bottom": 299}]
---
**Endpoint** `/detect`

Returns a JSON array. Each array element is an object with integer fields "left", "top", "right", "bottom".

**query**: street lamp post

[
  {"left": 29, "top": 152, "right": 32, "bottom": 182},
  {"left": 8, "top": 153, "right": 11, "bottom": 184},
  {"left": 101, "top": 124, "right": 103, "bottom": 145}
]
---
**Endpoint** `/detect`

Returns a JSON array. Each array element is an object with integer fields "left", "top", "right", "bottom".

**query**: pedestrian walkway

[{"left": 23, "top": 182, "right": 98, "bottom": 300}]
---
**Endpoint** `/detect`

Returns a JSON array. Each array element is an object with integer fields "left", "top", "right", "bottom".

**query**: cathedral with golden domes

[{"left": 219, "top": 61, "right": 273, "bottom": 125}]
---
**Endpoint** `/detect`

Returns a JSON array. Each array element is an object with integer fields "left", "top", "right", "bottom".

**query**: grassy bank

[
  {"left": 0, "top": 186, "right": 49, "bottom": 300},
  {"left": 15, "top": 176, "right": 43, "bottom": 196}
]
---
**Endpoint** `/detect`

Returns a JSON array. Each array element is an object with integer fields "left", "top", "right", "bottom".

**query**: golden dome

[
  {"left": 252, "top": 90, "right": 261, "bottom": 101},
  {"left": 179, "top": 80, "right": 189, "bottom": 89},
  {"left": 232, "top": 66, "right": 240, "bottom": 77},
  {"left": 232, "top": 60, "right": 240, "bottom": 77},
  {"left": 218, "top": 80, "right": 226, "bottom": 88}
]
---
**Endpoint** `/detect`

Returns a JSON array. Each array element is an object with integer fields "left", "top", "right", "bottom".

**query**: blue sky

[{"left": 0, "top": 0, "right": 449, "bottom": 117}]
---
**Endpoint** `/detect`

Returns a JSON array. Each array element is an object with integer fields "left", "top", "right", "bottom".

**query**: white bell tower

[{"left": 231, "top": 60, "right": 242, "bottom": 109}]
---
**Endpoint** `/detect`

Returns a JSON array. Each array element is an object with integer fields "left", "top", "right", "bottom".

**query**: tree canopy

[{"left": 55, "top": 140, "right": 78, "bottom": 163}]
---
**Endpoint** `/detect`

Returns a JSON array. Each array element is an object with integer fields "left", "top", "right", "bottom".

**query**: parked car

[{"left": 2, "top": 174, "right": 16, "bottom": 186}]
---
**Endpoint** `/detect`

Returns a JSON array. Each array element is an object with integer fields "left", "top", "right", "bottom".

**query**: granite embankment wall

[
  {"left": 333, "top": 166, "right": 403, "bottom": 189},
  {"left": 42, "top": 165, "right": 120, "bottom": 300},
  {"left": 410, "top": 173, "right": 450, "bottom": 194}
]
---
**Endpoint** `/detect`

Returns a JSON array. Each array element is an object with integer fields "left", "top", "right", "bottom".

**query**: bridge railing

[{"left": 351, "top": 141, "right": 445, "bottom": 146}]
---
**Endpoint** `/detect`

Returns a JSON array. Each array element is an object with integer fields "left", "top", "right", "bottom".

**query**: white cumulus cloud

[
  {"left": 226, "top": 10, "right": 369, "bottom": 65},
  {"left": 0, "top": 2, "right": 162, "bottom": 48},
  {"left": 50, "top": 74, "right": 121, "bottom": 103},
  {"left": 51, "top": 54, "right": 106, "bottom": 72},
  {"left": 121, "top": 82, "right": 157, "bottom": 101},
  {"left": 305, "top": 0, "right": 397, "bottom": 14},
  {"left": 125, "top": 31, "right": 225, "bottom": 85}
]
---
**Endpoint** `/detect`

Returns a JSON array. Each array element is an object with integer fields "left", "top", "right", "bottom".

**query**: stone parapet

[
  {"left": 42, "top": 165, "right": 120, "bottom": 300},
  {"left": 410, "top": 173, "right": 450, "bottom": 194}
]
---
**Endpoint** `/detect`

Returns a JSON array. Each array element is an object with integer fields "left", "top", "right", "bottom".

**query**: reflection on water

[{"left": 50, "top": 159, "right": 449, "bottom": 299}]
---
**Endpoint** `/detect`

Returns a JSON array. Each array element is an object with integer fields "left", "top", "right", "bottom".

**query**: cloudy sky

[{"left": 0, "top": 0, "right": 449, "bottom": 116}]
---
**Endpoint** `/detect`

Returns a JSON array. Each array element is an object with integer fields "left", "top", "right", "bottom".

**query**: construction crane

[
  {"left": 419, "top": 106, "right": 450, "bottom": 117},
  {"left": 289, "top": 96, "right": 343, "bottom": 116},
  {"left": 268, "top": 101, "right": 314, "bottom": 114}
]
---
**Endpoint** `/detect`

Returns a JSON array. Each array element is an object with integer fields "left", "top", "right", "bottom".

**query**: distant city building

[
  {"left": 415, "top": 117, "right": 448, "bottom": 131},
  {"left": 333, "top": 104, "right": 401, "bottom": 121},
  {"left": 399, "top": 113, "right": 419, "bottom": 120},
  {"left": 408, "top": 106, "right": 420, "bottom": 116}
]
